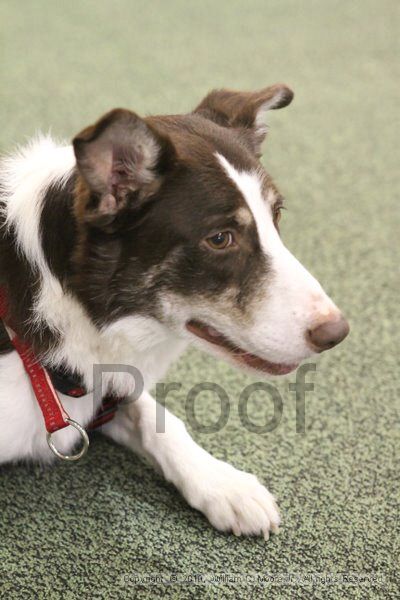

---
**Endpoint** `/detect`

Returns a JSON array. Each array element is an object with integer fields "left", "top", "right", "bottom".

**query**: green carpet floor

[{"left": 0, "top": 1, "right": 399, "bottom": 598}]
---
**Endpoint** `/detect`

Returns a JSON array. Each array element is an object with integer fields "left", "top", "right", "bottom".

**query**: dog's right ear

[{"left": 73, "top": 108, "right": 175, "bottom": 228}]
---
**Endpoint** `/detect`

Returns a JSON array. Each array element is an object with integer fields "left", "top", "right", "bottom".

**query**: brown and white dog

[{"left": 0, "top": 85, "right": 349, "bottom": 538}]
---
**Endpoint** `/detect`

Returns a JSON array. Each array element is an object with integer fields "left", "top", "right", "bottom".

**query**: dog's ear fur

[
  {"left": 73, "top": 108, "right": 175, "bottom": 228},
  {"left": 194, "top": 84, "right": 294, "bottom": 156}
]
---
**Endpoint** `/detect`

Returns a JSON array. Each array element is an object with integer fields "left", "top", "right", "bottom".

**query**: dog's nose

[{"left": 307, "top": 314, "right": 349, "bottom": 352}]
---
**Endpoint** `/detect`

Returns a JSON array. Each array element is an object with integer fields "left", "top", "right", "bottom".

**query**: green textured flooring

[{"left": 0, "top": 1, "right": 399, "bottom": 598}]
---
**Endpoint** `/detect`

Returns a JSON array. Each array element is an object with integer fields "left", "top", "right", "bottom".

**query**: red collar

[{"left": 0, "top": 286, "right": 121, "bottom": 461}]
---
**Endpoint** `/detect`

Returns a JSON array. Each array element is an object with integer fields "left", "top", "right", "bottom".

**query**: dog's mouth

[{"left": 186, "top": 320, "right": 299, "bottom": 376}]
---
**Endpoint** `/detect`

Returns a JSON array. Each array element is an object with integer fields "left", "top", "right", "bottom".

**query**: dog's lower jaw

[{"left": 103, "top": 391, "right": 280, "bottom": 539}]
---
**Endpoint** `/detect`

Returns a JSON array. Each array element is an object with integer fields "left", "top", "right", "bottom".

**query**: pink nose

[{"left": 307, "top": 314, "right": 349, "bottom": 352}]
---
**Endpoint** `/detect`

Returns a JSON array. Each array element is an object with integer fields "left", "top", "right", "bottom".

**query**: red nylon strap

[
  {"left": 10, "top": 336, "right": 70, "bottom": 433},
  {"left": 88, "top": 396, "right": 120, "bottom": 430},
  {"left": 0, "top": 287, "right": 70, "bottom": 433}
]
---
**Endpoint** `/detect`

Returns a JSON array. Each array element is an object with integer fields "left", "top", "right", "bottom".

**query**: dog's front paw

[{"left": 184, "top": 459, "right": 280, "bottom": 539}]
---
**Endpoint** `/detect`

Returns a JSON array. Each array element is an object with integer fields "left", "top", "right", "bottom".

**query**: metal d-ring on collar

[{"left": 46, "top": 418, "right": 90, "bottom": 462}]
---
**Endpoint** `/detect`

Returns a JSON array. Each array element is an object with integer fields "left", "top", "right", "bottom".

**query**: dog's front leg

[{"left": 102, "top": 392, "right": 280, "bottom": 538}]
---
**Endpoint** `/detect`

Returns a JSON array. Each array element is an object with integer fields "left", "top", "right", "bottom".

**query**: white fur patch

[
  {"left": 0, "top": 136, "right": 75, "bottom": 273},
  {"left": 235, "top": 206, "right": 252, "bottom": 226},
  {"left": 216, "top": 153, "right": 273, "bottom": 252}
]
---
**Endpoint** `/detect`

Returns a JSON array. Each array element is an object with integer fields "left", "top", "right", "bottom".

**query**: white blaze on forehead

[
  {"left": 217, "top": 154, "right": 337, "bottom": 330},
  {"left": 216, "top": 153, "right": 277, "bottom": 252}
]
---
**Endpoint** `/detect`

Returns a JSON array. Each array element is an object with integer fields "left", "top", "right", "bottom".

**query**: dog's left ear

[
  {"left": 73, "top": 108, "right": 175, "bottom": 228},
  {"left": 194, "top": 84, "right": 294, "bottom": 156}
]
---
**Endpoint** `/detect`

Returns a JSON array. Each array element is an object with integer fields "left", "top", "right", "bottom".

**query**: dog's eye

[{"left": 206, "top": 232, "right": 234, "bottom": 250}]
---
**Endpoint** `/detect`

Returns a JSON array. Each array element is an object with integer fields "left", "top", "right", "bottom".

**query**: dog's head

[{"left": 72, "top": 84, "right": 349, "bottom": 376}]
